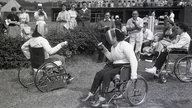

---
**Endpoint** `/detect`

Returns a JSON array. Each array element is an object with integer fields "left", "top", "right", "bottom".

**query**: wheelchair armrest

[
  {"left": 169, "top": 48, "right": 188, "bottom": 54},
  {"left": 122, "top": 64, "right": 130, "bottom": 68}
]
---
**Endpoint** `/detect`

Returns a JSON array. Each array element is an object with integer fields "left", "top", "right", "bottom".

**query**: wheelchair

[
  {"left": 93, "top": 65, "right": 148, "bottom": 107},
  {"left": 18, "top": 47, "right": 70, "bottom": 92},
  {"left": 157, "top": 40, "right": 192, "bottom": 83}
]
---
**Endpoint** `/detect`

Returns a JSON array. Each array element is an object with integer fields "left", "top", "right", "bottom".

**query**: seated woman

[
  {"left": 145, "top": 23, "right": 191, "bottom": 76},
  {"left": 82, "top": 28, "right": 138, "bottom": 107},
  {"left": 21, "top": 25, "right": 73, "bottom": 81}
]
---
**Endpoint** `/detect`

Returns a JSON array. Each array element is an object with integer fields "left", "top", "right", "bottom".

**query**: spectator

[
  {"left": 77, "top": 1, "right": 91, "bottom": 27},
  {"left": 7, "top": 7, "right": 20, "bottom": 38},
  {"left": 114, "top": 15, "right": 122, "bottom": 30},
  {"left": 96, "top": 12, "right": 116, "bottom": 63},
  {"left": 142, "top": 22, "right": 154, "bottom": 52},
  {"left": 68, "top": 4, "right": 77, "bottom": 29},
  {"left": 56, "top": 4, "right": 70, "bottom": 32},
  {"left": 169, "top": 10, "right": 175, "bottom": 23},
  {"left": 34, "top": 3, "right": 48, "bottom": 25},
  {"left": 126, "top": 10, "right": 144, "bottom": 59},
  {"left": 126, "top": 1, "right": 131, "bottom": 7},
  {"left": 145, "top": 23, "right": 191, "bottom": 76},
  {"left": 19, "top": 7, "right": 30, "bottom": 38},
  {"left": 110, "top": 1, "right": 114, "bottom": 7}
]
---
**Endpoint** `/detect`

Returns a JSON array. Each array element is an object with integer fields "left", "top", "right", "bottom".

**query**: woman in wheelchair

[
  {"left": 82, "top": 28, "right": 138, "bottom": 107},
  {"left": 21, "top": 25, "right": 73, "bottom": 81},
  {"left": 145, "top": 23, "right": 191, "bottom": 76}
]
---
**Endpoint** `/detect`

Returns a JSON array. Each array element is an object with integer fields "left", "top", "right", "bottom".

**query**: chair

[
  {"left": 18, "top": 46, "right": 69, "bottom": 92},
  {"left": 158, "top": 40, "right": 192, "bottom": 83},
  {"left": 94, "top": 65, "right": 148, "bottom": 107}
]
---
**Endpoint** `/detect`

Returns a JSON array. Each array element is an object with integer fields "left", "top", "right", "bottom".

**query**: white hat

[{"left": 38, "top": 3, "right": 42, "bottom": 7}]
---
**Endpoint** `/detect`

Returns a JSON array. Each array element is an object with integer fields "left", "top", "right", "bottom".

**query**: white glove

[{"left": 60, "top": 41, "right": 68, "bottom": 47}]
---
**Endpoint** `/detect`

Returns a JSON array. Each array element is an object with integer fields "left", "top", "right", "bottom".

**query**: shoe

[
  {"left": 81, "top": 92, "right": 94, "bottom": 102},
  {"left": 145, "top": 67, "right": 157, "bottom": 74},
  {"left": 92, "top": 96, "right": 106, "bottom": 107},
  {"left": 145, "top": 67, "right": 159, "bottom": 77}
]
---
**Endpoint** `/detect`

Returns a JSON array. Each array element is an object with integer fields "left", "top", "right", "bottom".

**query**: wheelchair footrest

[{"left": 47, "top": 79, "right": 67, "bottom": 91}]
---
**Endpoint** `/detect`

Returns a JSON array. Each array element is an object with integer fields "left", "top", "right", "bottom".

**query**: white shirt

[
  {"left": 21, "top": 37, "right": 62, "bottom": 60},
  {"left": 104, "top": 41, "right": 138, "bottom": 79},
  {"left": 68, "top": 10, "right": 77, "bottom": 19},
  {"left": 34, "top": 10, "right": 48, "bottom": 24},
  {"left": 19, "top": 12, "right": 29, "bottom": 23},
  {"left": 126, "top": 17, "right": 143, "bottom": 34},
  {"left": 143, "top": 29, "right": 154, "bottom": 41},
  {"left": 167, "top": 32, "right": 191, "bottom": 50}
]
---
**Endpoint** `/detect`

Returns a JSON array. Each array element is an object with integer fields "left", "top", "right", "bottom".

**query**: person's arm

[
  {"left": 40, "top": 37, "right": 67, "bottom": 55},
  {"left": 132, "top": 18, "right": 143, "bottom": 30},
  {"left": 43, "top": 11, "right": 48, "bottom": 20},
  {"left": 34, "top": 11, "right": 39, "bottom": 21},
  {"left": 56, "top": 12, "right": 61, "bottom": 21},
  {"left": 167, "top": 33, "right": 191, "bottom": 49},
  {"left": 26, "top": 13, "right": 30, "bottom": 23},
  {"left": 84, "top": 9, "right": 91, "bottom": 20},
  {"left": 123, "top": 42, "right": 138, "bottom": 79},
  {"left": 21, "top": 40, "right": 30, "bottom": 59},
  {"left": 126, "top": 19, "right": 136, "bottom": 31}
]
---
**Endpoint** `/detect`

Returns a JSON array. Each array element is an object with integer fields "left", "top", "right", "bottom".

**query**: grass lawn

[{"left": 1, "top": 54, "right": 192, "bottom": 108}]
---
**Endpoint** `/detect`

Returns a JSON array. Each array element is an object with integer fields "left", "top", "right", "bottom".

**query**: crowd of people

[{"left": 74, "top": 0, "right": 192, "bottom": 8}]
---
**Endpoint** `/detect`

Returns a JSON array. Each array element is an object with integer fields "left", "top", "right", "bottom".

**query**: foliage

[{"left": 0, "top": 25, "right": 99, "bottom": 69}]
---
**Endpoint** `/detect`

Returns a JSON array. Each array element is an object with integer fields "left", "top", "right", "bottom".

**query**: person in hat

[
  {"left": 21, "top": 24, "right": 74, "bottom": 81},
  {"left": 7, "top": 7, "right": 20, "bottom": 38},
  {"left": 19, "top": 7, "right": 30, "bottom": 38},
  {"left": 34, "top": 3, "right": 48, "bottom": 25},
  {"left": 81, "top": 28, "right": 138, "bottom": 107}
]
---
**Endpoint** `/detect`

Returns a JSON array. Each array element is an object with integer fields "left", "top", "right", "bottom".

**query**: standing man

[
  {"left": 96, "top": 12, "right": 116, "bottom": 63},
  {"left": 126, "top": 10, "right": 143, "bottom": 59},
  {"left": 77, "top": 1, "right": 91, "bottom": 27}
]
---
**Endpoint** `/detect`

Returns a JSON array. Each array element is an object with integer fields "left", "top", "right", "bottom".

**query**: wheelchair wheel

[
  {"left": 124, "top": 75, "right": 148, "bottom": 106},
  {"left": 34, "top": 61, "right": 66, "bottom": 92},
  {"left": 18, "top": 66, "right": 34, "bottom": 88},
  {"left": 174, "top": 55, "right": 192, "bottom": 83}
]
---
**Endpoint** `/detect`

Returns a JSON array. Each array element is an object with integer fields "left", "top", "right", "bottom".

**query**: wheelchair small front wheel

[
  {"left": 124, "top": 75, "right": 148, "bottom": 106},
  {"left": 18, "top": 66, "right": 34, "bottom": 88}
]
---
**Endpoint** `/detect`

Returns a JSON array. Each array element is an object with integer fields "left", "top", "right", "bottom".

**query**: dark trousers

[
  {"left": 90, "top": 63, "right": 125, "bottom": 96},
  {"left": 154, "top": 51, "right": 168, "bottom": 70}
]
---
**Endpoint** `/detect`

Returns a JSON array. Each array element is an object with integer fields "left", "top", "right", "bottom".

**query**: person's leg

[
  {"left": 135, "top": 32, "right": 143, "bottom": 53},
  {"left": 101, "top": 67, "right": 121, "bottom": 96},
  {"left": 82, "top": 63, "right": 113, "bottom": 102},
  {"left": 154, "top": 51, "right": 168, "bottom": 70},
  {"left": 129, "top": 34, "right": 136, "bottom": 49}
]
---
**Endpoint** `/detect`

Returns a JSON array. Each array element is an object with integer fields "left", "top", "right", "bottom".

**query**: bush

[{"left": 0, "top": 25, "right": 99, "bottom": 69}]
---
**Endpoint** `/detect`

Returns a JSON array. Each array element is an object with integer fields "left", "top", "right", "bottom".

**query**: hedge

[{"left": 0, "top": 25, "right": 99, "bottom": 69}]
